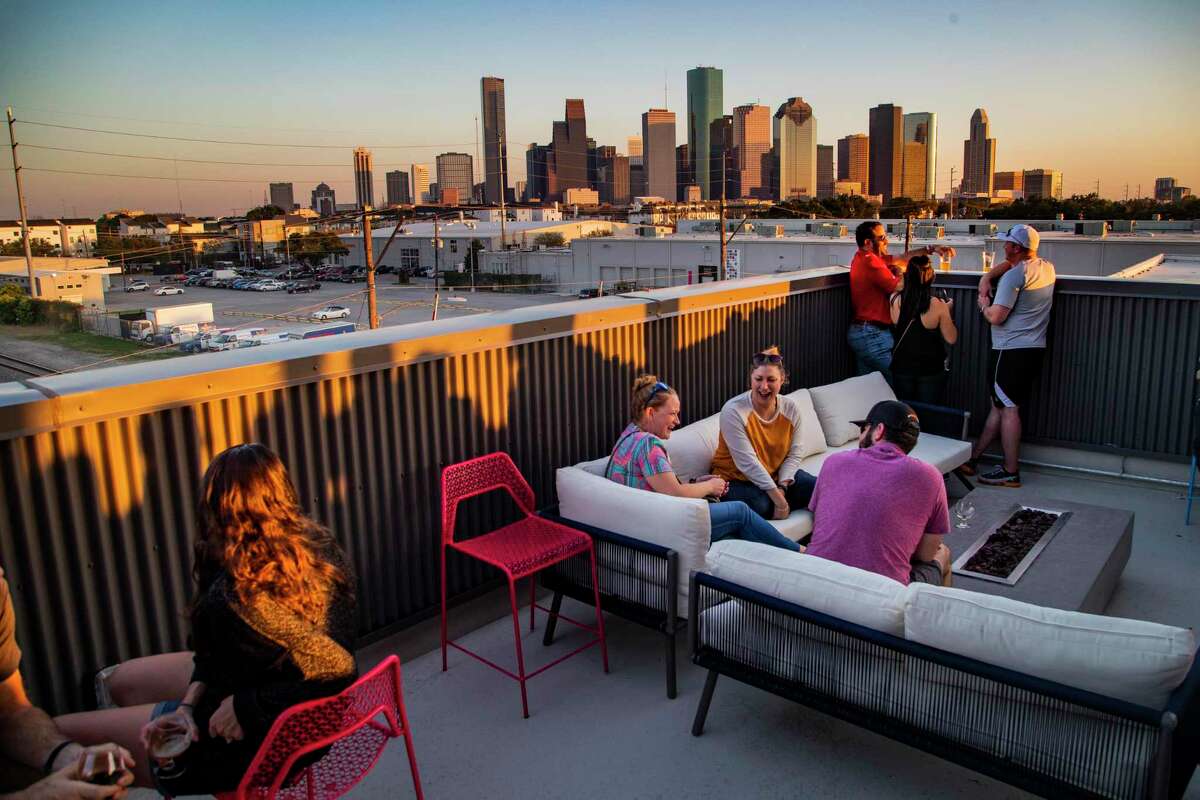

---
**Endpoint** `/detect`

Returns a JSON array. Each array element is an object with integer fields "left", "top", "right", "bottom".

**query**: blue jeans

[
  {"left": 709, "top": 500, "right": 800, "bottom": 552},
  {"left": 724, "top": 469, "right": 818, "bottom": 520},
  {"left": 847, "top": 323, "right": 893, "bottom": 380}
]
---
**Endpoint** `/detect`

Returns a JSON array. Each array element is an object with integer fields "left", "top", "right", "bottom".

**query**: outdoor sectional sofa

[
  {"left": 540, "top": 372, "right": 972, "bottom": 697},
  {"left": 688, "top": 540, "right": 1200, "bottom": 799}
]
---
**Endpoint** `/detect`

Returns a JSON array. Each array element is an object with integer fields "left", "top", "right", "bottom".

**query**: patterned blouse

[{"left": 606, "top": 423, "right": 674, "bottom": 490}]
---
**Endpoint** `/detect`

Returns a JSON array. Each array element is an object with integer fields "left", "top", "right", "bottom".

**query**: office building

[
  {"left": 1173, "top": 186, "right": 1194, "bottom": 202},
  {"left": 435, "top": 152, "right": 473, "bottom": 205},
  {"left": 1156, "top": 177, "right": 1179, "bottom": 202},
  {"left": 641, "top": 109, "right": 677, "bottom": 200},
  {"left": 733, "top": 104, "right": 772, "bottom": 199},
  {"left": 962, "top": 108, "right": 996, "bottom": 196},
  {"left": 353, "top": 147, "right": 374, "bottom": 209},
  {"left": 311, "top": 182, "right": 336, "bottom": 216},
  {"left": 773, "top": 97, "right": 817, "bottom": 200},
  {"left": 868, "top": 104, "right": 902, "bottom": 201},
  {"left": 686, "top": 66, "right": 723, "bottom": 200},
  {"left": 587, "top": 138, "right": 598, "bottom": 188},
  {"left": 994, "top": 171, "right": 1024, "bottom": 193},
  {"left": 817, "top": 145, "right": 834, "bottom": 198},
  {"left": 1023, "top": 169, "right": 1063, "bottom": 200},
  {"left": 837, "top": 133, "right": 869, "bottom": 188},
  {"left": 386, "top": 170, "right": 411, "bottom": 205},
  {"left": 901, "top": 140, "right": 927, "bottom": 199},
  {"left": 629, "top": 163, "right": 646, "bottom": 198},
  {"left": 595, "top": 146, "right": 629, "bottom": 205},
  {"left": 480, "top": 76, "right": 509, "bottom": 205},
  {"left": 410, "top": 164, "right": 431, "bottom": 204},
  {"left": 564, "top": 187, "right": 599, "bottom": 206},
  {"left": 627, "top": 136, "right": 642, "bottom": 163},
  {"left": 903, "top": 112, "right": 937, "bottom": 200},
  {"left": 711, "top": 114, "right": 735, "bottom": 199},
  {"left": 525, "top": 143, "right": 553, "bottom": 202},
  {"left": 514, "top": 179, "right": 526, "bottom": 202},
  {"left": 675, "top": 144, "right": 692, "bottom": 201},
  {"left": 551, "top": 99, "right": 588, "bottom": 197},
  {"left": 269, "top": 182, "right": 294, "bottom": 211}
]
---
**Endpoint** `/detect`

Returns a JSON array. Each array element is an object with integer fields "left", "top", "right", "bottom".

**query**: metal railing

[{"left": 1, "top": 267, "right": 1197, "bottom": 713}]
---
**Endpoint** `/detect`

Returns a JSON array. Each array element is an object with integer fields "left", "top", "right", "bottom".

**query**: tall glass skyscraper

[
  {"left": 773, "top": 97, "right": 817, "bottom": 200},
  {"left": 903, "top": 112, "right": 937, "bottom": 200},
  {"left": 686, "top": 66, "right": 723, "bottom": 200},
  {"left": 353, "top": 147, "right": 374, "bottom": 209},
  {"left": 480, "top": 76, "right": 509, "bottom": 205}
]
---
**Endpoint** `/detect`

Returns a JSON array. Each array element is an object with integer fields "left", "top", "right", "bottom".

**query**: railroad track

[{"left": 0, "top": 353, "right": 56, "bottom": 378}]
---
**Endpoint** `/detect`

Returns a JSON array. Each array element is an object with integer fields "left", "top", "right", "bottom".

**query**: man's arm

[
  {"left": 979, "top": 259, "right": 1016, "bottom": 301},
  {"left": 914, "top": 533, "right": 944, "bottom": 563},
  {"left": 888, "top": 244, "right": 957, "bottom": 270},
  {"left": 0, "top": 670, "right": 81, "bottom": 775}
]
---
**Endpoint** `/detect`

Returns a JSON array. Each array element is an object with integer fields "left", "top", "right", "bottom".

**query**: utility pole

[
  {"left": 1137, "top": 183, "right": 1142, "bottom": 200},
  {"left": 362, "top": 207, "right": 378, "bottom": 329},
  {"left": 1124, "top": 183, "right": 1130, "bottom": 202},
  {"left": 949, "top": 166, "right": 956, "bottom": 219},
  {"left": 6, "top": 107, "right": 36, "bottom": 296},
  {"left": 1095, "top": 179, "right": 1101, "bottom": 198},
  {"left": 719, "top": 148, "right": 727, "bottom": 279},
  {"left": 432, "top": 215, "right": 441, "bottom": 320},
  {"left": 904, "top": 214, "right": 913, "bottom": 254}
]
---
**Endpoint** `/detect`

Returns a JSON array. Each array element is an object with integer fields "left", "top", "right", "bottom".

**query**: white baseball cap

[{"left": 996, "top": 223, "right": 1040, "bottom": 251}]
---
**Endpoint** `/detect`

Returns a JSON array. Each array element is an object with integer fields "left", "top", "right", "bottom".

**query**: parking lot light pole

[{"left": 362, "top": 206, "right": 378, "bottom": 329}]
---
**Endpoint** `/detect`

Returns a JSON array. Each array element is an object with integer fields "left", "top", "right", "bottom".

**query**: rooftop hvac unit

[
  {"left": 914, "top": 225, "right": 945, "bottom": 239},
  {"left": 815, "top": 224, "right": 847, "bottom": 238},
  {"left": 969, "top": 223, "right": 998, "bottom": 236},
  {"left": 1075, "top": 221, "right": 1108, "bottom": 237},
  {"left": 1111, "top": 220, "right": 1136, "bottom": 233},
  {"left": 756, "top": 224, "right": 784, "bottom": 238}
]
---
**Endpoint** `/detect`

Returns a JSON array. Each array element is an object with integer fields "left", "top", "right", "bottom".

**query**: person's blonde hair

[
  {"left": 192, "top": 443, "right": 349, "bottom": 626},
  {"left": 629, "top": 374, "right": 677, "bottom": 422},
  {"left": 750, "top": 345, "right": 789, "bottom": 383}
]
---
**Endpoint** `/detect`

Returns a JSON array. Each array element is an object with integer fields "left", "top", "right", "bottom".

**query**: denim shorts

[{"left": 151, "top": 699, "right": 181, "bottom": 719}]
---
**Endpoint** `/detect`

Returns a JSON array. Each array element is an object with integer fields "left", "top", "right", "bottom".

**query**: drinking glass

[
  {"left": 148, "top": 717, "right": 192, "bottom": 780},
  {"left": 981, "top": 251, "right": 994, "bottom": 272},
  {"left": 954, "top": 497, "right": 976, "bottom": 529}
]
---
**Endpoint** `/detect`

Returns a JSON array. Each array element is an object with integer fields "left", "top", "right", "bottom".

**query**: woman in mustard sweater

[{"left": 710, "top": 347, "right": 818, "bottom": 521}]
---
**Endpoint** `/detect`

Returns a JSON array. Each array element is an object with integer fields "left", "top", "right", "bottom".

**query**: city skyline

[{"left": 1, "top": 0, "right": 1197, "bottom": 216}]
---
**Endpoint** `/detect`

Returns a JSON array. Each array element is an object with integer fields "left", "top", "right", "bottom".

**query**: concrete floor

[{"left": 158, "top": 463, "right": 1198, "bottom": 800}]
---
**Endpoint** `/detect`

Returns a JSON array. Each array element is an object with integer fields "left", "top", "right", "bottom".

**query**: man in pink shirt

[{"left": 804, "top": 401, "right": 951, "bottom": 585}]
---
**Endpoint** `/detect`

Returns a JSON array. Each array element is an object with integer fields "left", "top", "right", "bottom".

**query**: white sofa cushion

[
  {"left": 783, "top": 388, "right": 827, "bottom": 459},
  {"left": 808, "top": 372, "right": 896, "bottom": 447},
  {"left": 767, "top": 510, "right": 812, "bottom": 542},
  {"left": 662, "top": 412, "right": 721, "bottom": 483},
  {"left": 907, "top": 433, "right": 971, "bottom": 474},
  {"left": 706, "top": 539, "right": 907, "bottom": 636},
  {"left": 556, "top": 464, "right": 711, "bottom": 615},
  {"left": 904, "top": 585, "right": 1197, "bottom": 708}
]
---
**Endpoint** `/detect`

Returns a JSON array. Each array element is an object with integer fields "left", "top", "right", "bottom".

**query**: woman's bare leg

[
  {"left": 104, "top": 651, "right": 193, "bottom": 707},
  {"left": 55, "top": 704, "right": 157, "bottom": 787}
]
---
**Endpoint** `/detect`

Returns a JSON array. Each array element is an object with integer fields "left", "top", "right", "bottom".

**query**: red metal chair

[
  {"left": 215, "top": 655, "right": 423, "bottom": 799},
  {"left": 441, "top": 452, "right": 609, "bottom": 718}
]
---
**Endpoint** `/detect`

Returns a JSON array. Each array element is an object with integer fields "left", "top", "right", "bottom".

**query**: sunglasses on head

[
  {"left": 752, "top": 353, "right": 784, "bottom": 366},
  {"left": 647, "top": 381, "right": 671, "bottom": 400}
]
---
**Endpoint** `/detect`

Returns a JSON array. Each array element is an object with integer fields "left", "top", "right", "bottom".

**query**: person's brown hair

[
  {"left": 629, "top": 374, "right": 677, "bottom": 422},
  {"left": 192, "top": 443, "right": 349, "bottom": 625},
  {"left": 750, "top": 345, "right": 789, "bottom": 384}
]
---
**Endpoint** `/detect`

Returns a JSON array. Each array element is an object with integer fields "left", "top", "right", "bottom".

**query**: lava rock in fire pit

[{"left": 963, "top": 508, "right": 1061, "bottom": 579}]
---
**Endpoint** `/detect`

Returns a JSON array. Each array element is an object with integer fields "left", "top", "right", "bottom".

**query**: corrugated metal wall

[
  {"left": 0, "top": 271, "right": 853, "bottom": 714},
  {"left": 3, "top": 269, "right": 1196, "bottom": 714}
]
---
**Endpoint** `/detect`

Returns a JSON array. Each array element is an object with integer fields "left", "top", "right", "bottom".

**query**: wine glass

[{"left": 954, "top": 497, "right": 976, "bottom": 529}]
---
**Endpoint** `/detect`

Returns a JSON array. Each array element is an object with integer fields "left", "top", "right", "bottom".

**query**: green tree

[
  {"left": 246, "top": 204, "right": 285, "bottom": 221},
  {"left": 284, "top": 231, "right": 349, "bottom": 266},
  {"left": 0, "top": 238, "right": 58, "bottom": 257},
  {"left": 532, "top": 232, "right": 566, "bottom": 247}
]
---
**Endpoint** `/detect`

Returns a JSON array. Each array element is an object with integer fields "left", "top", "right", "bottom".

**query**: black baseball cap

[{"left": 851, "top": 400, "right": 920, "bottom": 435}]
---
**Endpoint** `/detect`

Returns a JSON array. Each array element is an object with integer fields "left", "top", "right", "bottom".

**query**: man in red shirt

[{"left": 848, "top": 220, "right": 955, "bottom": 379}]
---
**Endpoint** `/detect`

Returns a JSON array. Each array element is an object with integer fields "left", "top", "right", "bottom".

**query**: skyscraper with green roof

[{"left": 686, "top": 66, "right": 723, "bottom": 200}]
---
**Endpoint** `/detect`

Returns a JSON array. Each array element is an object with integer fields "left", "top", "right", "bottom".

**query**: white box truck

[
  {"left": 130, "top": 303, "right": 215, "bottom": 342},
  {"left": 208, "top": 328, "right": 267, "bottom": 351}
]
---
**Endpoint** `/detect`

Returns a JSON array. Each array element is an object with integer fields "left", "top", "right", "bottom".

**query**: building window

[
  {"left": 449, "top": 240, "right": 458, "bottom": 254},
  {"left": 400, "top": 248, "right": 420, "bottom": 271}
]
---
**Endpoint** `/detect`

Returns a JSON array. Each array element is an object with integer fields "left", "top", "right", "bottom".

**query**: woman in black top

[
  {"left": 889, "top": 255, "right": 958, "bottom": 404},
  {"left": 55, "top": 444, "right": 357, "bottom": 795}
]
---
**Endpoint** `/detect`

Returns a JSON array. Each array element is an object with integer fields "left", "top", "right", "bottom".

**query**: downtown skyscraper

[
  {"left": 269, "top": 182, "right": 294, "bottom": 211},
  {"left": 773, "top": 97, "right": 817, "bottom": 200},
  {"left": 435, "top": 152, "right": 473, "bottom": 205},
  {"left": 552, "top": 99, "right": 589, "bottom": 197},
  {"left": 732, "top": 104, "right": 771, "bottom": 199},
  {"left": 353, "top": 147, "right": 374, "bottom": 208},
  {"left": 868, "top": 104, "right": 902, "bottom": 201},
  {"left": 480, "top": 76, "right": 509, "bottom": 205},
  {"left": 837, "top": 133, "right": 869, "bottom": 190},
  {"left": 686, "top": 66, "right": 723, "bottom": 200},
  {"left": 386, "top": 170, "right": 411, "bottom": 205},
  {"left": 903, "top": 112, "right": 937, "bottom": 200},
  {"left": 962, "top": 108, "right": 996, "bottom": 195},
  {"left": 642, "top": 109, "right": 677, "bottom": 200},
  {"left": 410, "top": 164, "right": 430, "bottom": 204}
]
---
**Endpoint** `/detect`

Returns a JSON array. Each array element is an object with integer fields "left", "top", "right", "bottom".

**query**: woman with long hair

[
  {"left": 606, "top": 375, "right": 800, "bottom": 551},
  {"left": 889, "top": 255, "right": 958, "bottom": 404},
  {"left": 55, "top": 443, "right": 357, "bottom": 795},
  {"left": 709, "top": 347, "right": 818, "bottom": 521}
]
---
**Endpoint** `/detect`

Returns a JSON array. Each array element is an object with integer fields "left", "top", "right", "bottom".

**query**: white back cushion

[
  {"left": 663, "top": 411, "right": 721, "bottom": 483},
  {"left": 808, "top": 372, "right": 897, "bottom": 446},
  {"left": 706, "top": 539, "right": 907, "bottom": 636},
  {"left": 908, "top": 433, "right": 972, "bottom": 474},
  {"left": 783, "top": 388, "right": 827, "bottom": 459},
  {"left": 556, "top": 464, "right": 711, "bottom": 615},
  {"left": 905, "top": 585, "right": 1197, "bottom": 709}
]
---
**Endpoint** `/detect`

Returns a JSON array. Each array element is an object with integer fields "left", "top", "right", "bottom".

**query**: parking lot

[{"left": 103, "top": 274, "right": 571, "bottom": 335}]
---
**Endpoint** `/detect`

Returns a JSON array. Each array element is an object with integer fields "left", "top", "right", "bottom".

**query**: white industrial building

[{"left": 0, "top": 219, "right": 98, "bottom": 256}]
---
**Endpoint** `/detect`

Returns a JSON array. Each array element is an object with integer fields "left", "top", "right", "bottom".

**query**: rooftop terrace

[{"left": 1, "top": 266, "right": 1197, "bottom": 797}]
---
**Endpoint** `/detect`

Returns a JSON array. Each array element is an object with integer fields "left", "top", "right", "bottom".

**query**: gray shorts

[{"left": 909, "top": 560, "right": 943, "bottom": 585}]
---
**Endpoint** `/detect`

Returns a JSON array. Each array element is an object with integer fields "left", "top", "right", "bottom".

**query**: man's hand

[
  {"left": 139, "top": 706, "right": 199, "bottom": 751},
  {"left": 768, "top": 488, "right": 790, "bottom": 520},
  {"left": 208, "top": 696, "right": 244, "bottom": 743},
  {"left": 932, "top": 245, "right": 956, "bottom": 259},
  {"left": 14, "top": 745, "right": 134, "bottom": 800}
]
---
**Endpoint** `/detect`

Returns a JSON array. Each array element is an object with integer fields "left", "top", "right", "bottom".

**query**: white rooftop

[
  {"left": 348, "top": 221, "right": 575, "bottom": 239},
  {"left": 1109, "top": 254, "right": 1200, "bottom": 283}
]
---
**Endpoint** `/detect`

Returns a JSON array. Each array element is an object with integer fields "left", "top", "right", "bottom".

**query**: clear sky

[{"left": 2, "top": 0, "right": 1198, "bottom": 218}]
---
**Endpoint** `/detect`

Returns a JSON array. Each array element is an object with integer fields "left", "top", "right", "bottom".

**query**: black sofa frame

[{"left": 689, "top": 571, "right": 1200, "bottom": 799}]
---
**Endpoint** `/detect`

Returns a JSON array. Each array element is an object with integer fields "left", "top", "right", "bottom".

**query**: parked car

[
  {"left": 154, "top": 286, "right": 185, "bottom": 296},
  {"left": 312, "top": 305, "right": 351, "bottom": 321},
  {"left": 256, "top": 279, "right": 286, "bottom": 292},
  {"left": 287, "top": 280, "right": 321, "bottom": 294},
  {"left": 316, "top": 268, "right": 344, "bottom": 282},
  {"left": 340, "top": 269, "right": 366, "bottom": 283},
  {"left": 125, "top": 281, "right": 150, "bottom": 292}
]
